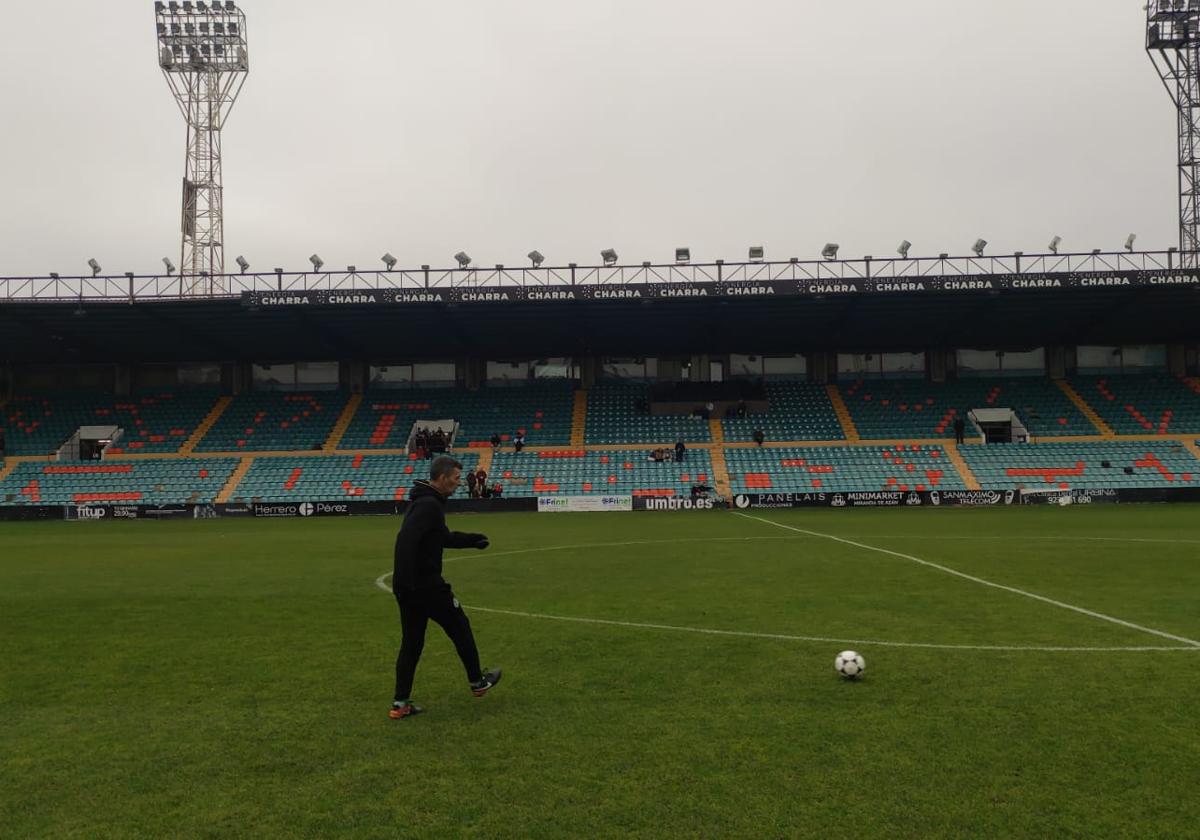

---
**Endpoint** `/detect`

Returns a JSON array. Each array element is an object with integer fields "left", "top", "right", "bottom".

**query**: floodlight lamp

[
  {"left": 971, "top": 239, "right": 988, "bottom": 257},
  {"left": 675, "top": 247, "right": 691, "bottom": 264},
  {"left": 382, "top": 252, "right": 397, "bottom": 270},
  {"left": 88, "top": 258, "right": 102, "bottom": 276},
  {"left": 182, "top": 2, "right": 193, "bottom": 12},
  {"left": 196, "top": 1, "right": 207, "bottom": 10},
  {"left": 49, "top": 272, "right": 60, "bottom": 279},
  {"left": 821, "top": 243, "right": 839, "bottom": 260},
  {"left": 309, "top": 254, "right": 324, "bottom": 271},
  {"left": 601, "top": 248, "right": 618, "bottom": 266},
  {"left": 1092, "top": 248, "right": 1102, "bottom": 255},
  {"left": 1124, "top": 233, "right": 1137, "bottom": 252},
  {"left": 897, "top": 240, "right": 912, "bottom": 259},
  {"left": 454, "top": 251, "right": 472, "bottom": 268},
  {"left": 235, "top": 255, "right": 249, "bottom": 273},
  {"left": 748, "top": 246, "right": 764, "bottom": 262},
  {"left": 527, "top": 250, "right": 544, "bottom": 267},
  {"left": 162, "top": 257, "right": 176, "bottom": 275},
  {"left": 1049, "top": 235, "right": 1062, "bottom": 254},
  {"left": 347, "top": 265, "right": 357, "bottom": 273}
]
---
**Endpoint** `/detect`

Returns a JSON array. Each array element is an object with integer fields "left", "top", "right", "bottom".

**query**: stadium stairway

[
  {"left": 179, "top": 396, "right": 232, "bottom": 455},
  {"left": 943, "top": 442, "right": 982, "bottom": 490},
  {"left": 475, "top": 447, "right": 495, "bottom": 476},
  {"left": 1186, "top": 440, "right": 1200, "bottom": 464},
  {"left": 707, "top": 418, "right": 732, "bottom": 497},
  {"left": 0, "top": 456, "right": 24, "bottom": 484},
  {"left": 1056, "top": 379, "right": 1115, "bottom": 437},
  {"left": 570, "top": 389, "right": 587, "bottom": 448},
  {"left": 827, "top": 384, "right": 861, "bottom": 442},
  {"left": 323, "top": 394, "right": 362, "bottom": 452},
  {"left": 216, "top": 456, "right": 256, "bottom": 503}
]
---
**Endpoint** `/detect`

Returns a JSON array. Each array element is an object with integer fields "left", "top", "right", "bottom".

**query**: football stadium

[{"left": 2, "top": 2, "right": 1200, "bottom": 838}]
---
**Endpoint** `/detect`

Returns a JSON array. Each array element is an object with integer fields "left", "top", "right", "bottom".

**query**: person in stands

[
  {"left": 513, "top": 431, "right": 526, "bottom": 454},
  {"left": 953, "top": 415, "right": 966, "bottom": 444},
  {"left": 675, "top": 438, "right": 686, "bottom": 463},
  {"left": 465, "top": 468, "right": 478, "bottom": 498},
  {"left": 753, "top": 427, "right": 765, "bottom": 447}
]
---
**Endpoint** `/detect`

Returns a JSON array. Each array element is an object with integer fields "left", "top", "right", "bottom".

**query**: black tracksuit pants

[{"left": 394, "top": 584, "right": 482, "bottom": 702}]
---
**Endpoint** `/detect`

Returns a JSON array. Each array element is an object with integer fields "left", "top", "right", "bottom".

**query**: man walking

[
  {"left": 390, "top": 455, "right": 501, "bottom": 719},
  {"left": 953, "top": 414, "right": 966, "bottom": 445}
]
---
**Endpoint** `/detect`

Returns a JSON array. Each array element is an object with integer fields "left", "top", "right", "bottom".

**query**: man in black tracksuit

[{"left": 390, "top": 455, "right": 501, "bottom": 719}]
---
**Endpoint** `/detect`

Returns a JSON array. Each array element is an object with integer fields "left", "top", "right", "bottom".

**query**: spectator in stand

[
  {"left": 753, "top": 427, "right": 765, "bottom": 447},
  {"left": 491, "top": 433, "right": 501, "bottom": 452},
  {"left": 466, "top": 468, "right": 478, "bottom": 498},
  {"left": 953, "top": 415, "right": 966, "bottom": 445},
  {"left": 674, "top": 438, "right": 686, "bottom": 463},
  {"left": 513, "top": 431, "right": 526, "bottom": 454},
  {"left": 736, "top": 400, "right": 747, "bottom": 418},
  {"left": 491, "top": 483, "right": 504, "bottom": 498}
]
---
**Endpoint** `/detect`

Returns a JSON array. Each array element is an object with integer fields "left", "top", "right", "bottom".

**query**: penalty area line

[{"left": 734, "top": 512, "right": 1200, "bottom": 649}]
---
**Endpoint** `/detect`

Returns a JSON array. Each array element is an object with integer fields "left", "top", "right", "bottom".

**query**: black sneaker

[
  {"left": 389, "top": 701, "right": 424, "bottom": 720},
  {"left": 470, "top": 668, "right": 502, "bottom": 697}
]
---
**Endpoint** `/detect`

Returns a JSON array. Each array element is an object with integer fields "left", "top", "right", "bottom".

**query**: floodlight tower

[
  {"left": 1147, "top": 0, "right": 1200, "bottom": 267},
  {"left": 154, "top": 0, "right": 249, "bottom": 294}
]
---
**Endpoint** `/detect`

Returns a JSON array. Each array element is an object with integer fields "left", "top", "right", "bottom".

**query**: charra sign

[{"left": 241, "top": 270, "right": 1200, "bottom": 308}]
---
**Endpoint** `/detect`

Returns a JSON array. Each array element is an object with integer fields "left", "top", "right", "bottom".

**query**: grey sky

[{"left": 0, "top": 0, "right": 1174, "bottom": 277}]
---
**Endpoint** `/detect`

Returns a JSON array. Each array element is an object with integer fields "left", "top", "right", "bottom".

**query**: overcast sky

[{"left": 0, "top": 0, "right": 1175, "bottom": 277}]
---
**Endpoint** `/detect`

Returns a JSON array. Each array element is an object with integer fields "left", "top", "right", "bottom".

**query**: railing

[{"left": 1, "top": 250, "right": 1191, "bottom": 302}]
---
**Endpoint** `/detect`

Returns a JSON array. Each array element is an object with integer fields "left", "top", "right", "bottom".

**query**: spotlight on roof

[
  {"left": 1124, "top": 233, "right": 1137, "bottom": 252},
  {"left": 235, "top": 255, "right": 249, "bottom": 274},
  {"left": 897, "top": 240, "right": 912, "bottom": 259},
  {"left": 49, "top": 272, "right": 60, "bottom": 279},
  {"left": 162, "top": 257, "right": 176, "bottom": 275},
  {"left": 381, "top": 252, "right": 397, "bottom": 270},
  {"left": 309, "top": 254, "right": 324, "bottom": 271},
  {"left": 601, "top": 248, "right": 618, "bottom": 266},
  {"left": 675, "top": 247, "right": 691, "bottom": 264},
  {"left": 454, "top": 251, "right": 472, "bottom": 268},
  {"left": 971, "top": 239, "right": 988, "bottom": 257},
  {"left": 527, "top": 250, "right": 544, "bottom": 267},
  {"left": 748, "top": 245, "right": 764, "bottom": 262},
  {"left": 1048, "top": 235, "right": 1062, "bottom": 255},
  {"left": 87, "top": 258, "right": 102, "bottom": 276},
  {"left": 821, "top": 243, "right": 839, "bottom": 260}
]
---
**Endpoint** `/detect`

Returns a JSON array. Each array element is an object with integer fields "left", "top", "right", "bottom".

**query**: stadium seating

[
  {"left": 1069, "top": 374, "right": 1200, "bottom": 435},
  {"left": 960, "top": 441, "right": 1200, "bottom": 490},
  {"left": 339, "top": 383, "right": 574, "bottom": 450},
  {"left": 725, "top": 445, "right": 966, "bottom": 494},
  {"left": 0, "top": 458, "right": 239, "bottom": 505},
  {"left": 585, "top": 384, "right": 712, "bottom": 445},
  {"left": 840, "top": 377, "right": 1095, "bottom": 439},
  {"left": 1, "top": 390, "right": 221, "bottom": 456},
  {"left": 721, "top": 381, "right": 844, "bottom": 442},
  {"left": 489, "top": 449, "right": 714, "bottom": 497},
  {"left": 228, "top": 452, "right": 481, "bottom": 503},
  {"left": 194, "top": 392, "right": 350, "bottom": 452}
]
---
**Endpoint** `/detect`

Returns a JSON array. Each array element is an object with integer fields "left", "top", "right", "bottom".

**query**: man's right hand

[{"left": 474, "top": 536, "right": 490, "bottom": 550}]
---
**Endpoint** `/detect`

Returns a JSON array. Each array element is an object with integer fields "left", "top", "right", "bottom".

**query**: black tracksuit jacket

[{"left": 392, "top": 481, "right": 485, "bottom": 595}]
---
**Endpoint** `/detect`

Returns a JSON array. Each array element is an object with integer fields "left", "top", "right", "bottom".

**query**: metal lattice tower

[
  {"left": 154, "top": 1, "right": 249, "bottom": 295},
  {"left": 1147, "top": 0, "right": 1200, "bottom": 268}
]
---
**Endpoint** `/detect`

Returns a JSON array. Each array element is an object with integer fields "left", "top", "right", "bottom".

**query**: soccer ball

[{"left": 834, "top": 650, "right": 865, "bottom": 679}]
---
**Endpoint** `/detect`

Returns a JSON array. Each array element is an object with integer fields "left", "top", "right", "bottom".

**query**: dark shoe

[
  {"left": 470, "top": 668, "right": 502, "bottom": 697},
  {"left": 389, "top": 701, "right": 424, "bottom": 720}
]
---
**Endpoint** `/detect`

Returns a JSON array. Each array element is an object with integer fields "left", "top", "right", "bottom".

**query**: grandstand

[{"left": 5, "top": 363, "right": 1200, "bottom": 506}]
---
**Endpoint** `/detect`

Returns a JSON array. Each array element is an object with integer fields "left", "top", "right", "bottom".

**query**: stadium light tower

[
  {"left": 154, "top": 0, "right": 249, "bottom": 294},
  {"left": 1147, "top": 1, "right": 1200, "bottom": 266}
]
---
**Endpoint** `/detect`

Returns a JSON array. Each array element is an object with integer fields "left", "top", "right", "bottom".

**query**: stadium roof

[{"left": 2, "top": 282, "right": 1198, "bottom": 364}]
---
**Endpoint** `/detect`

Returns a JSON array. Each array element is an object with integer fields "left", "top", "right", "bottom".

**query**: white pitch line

[
  {"left": 372, "top": 570, "right": 1198, "bottom": 655},
  {"left": 734, "top": 512, "right": 1200, "bottom": 649}
]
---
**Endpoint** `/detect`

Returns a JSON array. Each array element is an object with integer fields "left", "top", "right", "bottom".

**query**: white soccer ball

[{"left": 834, "top": 650, "right": 865, "bottom": 679}]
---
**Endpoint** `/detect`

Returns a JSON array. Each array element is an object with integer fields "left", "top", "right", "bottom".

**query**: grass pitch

[{"left": 2, "top": 506, "right": 1199, "bottom": 838}]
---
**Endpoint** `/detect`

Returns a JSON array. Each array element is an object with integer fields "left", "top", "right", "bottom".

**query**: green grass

[{"left": 2, "top": 507, "right": 1199, "bottom": 838}]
